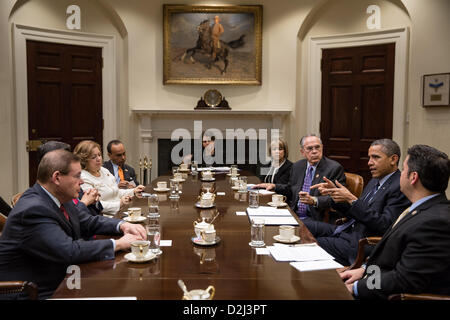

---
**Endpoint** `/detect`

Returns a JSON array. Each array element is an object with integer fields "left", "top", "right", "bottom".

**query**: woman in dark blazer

[{"left": 259, "top": 139, "right": 292, "bottom": 184}]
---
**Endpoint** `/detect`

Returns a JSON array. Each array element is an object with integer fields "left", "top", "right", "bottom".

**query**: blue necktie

[
  {"left": 296, "top": 166, "right": 314, "bottom": 219},
  {"left": 332, "top": 181, "right": 380, "bottom": 235}
]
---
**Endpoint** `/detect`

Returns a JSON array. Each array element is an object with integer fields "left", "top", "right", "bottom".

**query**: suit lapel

[{"left": 367, "top": 170, "right": 399, "bottom": 205}]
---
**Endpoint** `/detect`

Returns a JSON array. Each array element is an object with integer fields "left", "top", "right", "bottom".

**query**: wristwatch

[{"left": 312, "top": 196, "right": 318, "bottom": 207}]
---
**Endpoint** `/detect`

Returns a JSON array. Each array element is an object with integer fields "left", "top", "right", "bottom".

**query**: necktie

[
  {"left": 392, "top": 207, "right": 410, "bottom": 229},
  {"left": 118, "top": 166, "right": 125, "bottom": 182},
  {"left": 332, "top": 181, "right": 380, "bottom": 235},
  {"left": 60, "top": 204, "right": 70, "bottom": 221},
  {"left": 296, "top": 166, "right": 314, "bottom": 219}
]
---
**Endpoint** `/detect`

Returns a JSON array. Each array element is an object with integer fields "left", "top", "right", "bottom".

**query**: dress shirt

[{"left": 111, "top": 162, "right": 120, "bottom": 184}]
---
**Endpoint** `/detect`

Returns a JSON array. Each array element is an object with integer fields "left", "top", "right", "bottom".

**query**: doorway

[
  {"left": 320, "top": 43, "right": 395, "bottom": 184},
  {"left": 26, "top": 40, "right": 103, "bottom": 185}
]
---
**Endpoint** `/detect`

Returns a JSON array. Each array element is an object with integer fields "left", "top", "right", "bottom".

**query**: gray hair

[
  {"left": 371, "top": 139, "right": 401, "bottom": 164},
  {"left": 300, "top": 134, "right": 322, "bottom": 149}
]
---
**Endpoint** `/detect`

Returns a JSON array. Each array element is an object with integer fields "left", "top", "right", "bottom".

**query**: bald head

[{"left": 37, "top": 149, "right": 80, "bottom": 183}]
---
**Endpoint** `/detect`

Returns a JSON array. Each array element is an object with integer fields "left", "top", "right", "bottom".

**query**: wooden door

[
  {"left": 27, "top": 40, "right": 103, "bottom": 185},
  {"left": 320, "top": 43, "right": 395, "bottom": 185}
]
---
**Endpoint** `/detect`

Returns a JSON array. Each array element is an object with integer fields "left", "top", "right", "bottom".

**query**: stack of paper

[
  {"left": 246, "top": 206, "right": 298, "bottom": 225},
  {"left": 266, "top": 243, "right": 343, "bottom": 271}
]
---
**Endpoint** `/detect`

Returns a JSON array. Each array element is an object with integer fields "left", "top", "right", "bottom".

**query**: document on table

[
  {"left": 267, "top": 243, "right": 336, "bottom": 262},
  {"left": 290, "top": 260, "right": 344, "bottom": 272},
  {"left": 247, "top": 206, "right": 299, "bottom": 225}
]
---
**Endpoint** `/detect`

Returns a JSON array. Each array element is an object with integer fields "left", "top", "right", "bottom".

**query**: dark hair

[
  {"left": 37, "top": 141, "right": 71, "bottom": 163},
  {"left": 37, "top": 150, "right": 80, "bottom": 183},
  {"left": 407, "top": 145, "right": 450, "bottom": 193},
  {"left": 107, "top": 140, "right": 123, "bottom": 154},
  {"left": 299, "top": 134, "right": 322, "bottom": 148},
  {"left": 371, "top": 139, "right": 401, "bottom": 165}
]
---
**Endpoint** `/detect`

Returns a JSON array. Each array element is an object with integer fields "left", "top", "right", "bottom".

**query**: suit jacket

[
  {"left": 357, "top": 194, "right": 450, "bottom": 299},
  {"left": 334, "top": 170, "right": 411, "bottom": 251},
  {"left": 275, "top": 157, "right": 346, "bottom": 221},
  {"left": 258, "top": 159, "right": 293, "bottom": 184},
  {"left": 0, "top": 183, "right": 122, "bottom": 299},
  {"left": 103, "top": 160, "right": 139, "bottom": 186}
]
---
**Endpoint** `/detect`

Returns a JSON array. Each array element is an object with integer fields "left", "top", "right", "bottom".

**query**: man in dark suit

[
  {"left": 340, "top": 144, "right": 450, "bottom": 299},
  {"left": 255, "top": 135, "right": 346, "bottom": 221},
  {"left": 305, "top": 139, "right": 410, "bottom": 266},
  {"left": 104, "top": 140, "right": 139, "bottom": 189},
  {"left": 0, "top": 150, "right": 146, "bottom": 299}
]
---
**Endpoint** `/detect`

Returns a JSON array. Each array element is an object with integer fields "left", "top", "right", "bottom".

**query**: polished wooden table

[{"left": 52, "top": 171, "right": 353, "bottom": 300}]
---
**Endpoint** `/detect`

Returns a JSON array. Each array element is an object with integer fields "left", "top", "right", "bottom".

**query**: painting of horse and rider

[{"left": 164, "top": 5, "right": 262, "bottom": 85}]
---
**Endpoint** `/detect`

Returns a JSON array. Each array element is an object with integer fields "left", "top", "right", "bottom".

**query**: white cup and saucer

[
  {"left": 273, "top": 225, "right": 300, "bottom": 243},
  {"left": 124, "top": 240, "right": 156, "bottom": 263},
  {"left": 268, "top": 194, "right": 288, "bottom": 207},
  {"left": 154, "top": 181, "right": 170, "bottom": 192},
  {"left": 123, "top": 207, "right": 146, "bottom": 223}
]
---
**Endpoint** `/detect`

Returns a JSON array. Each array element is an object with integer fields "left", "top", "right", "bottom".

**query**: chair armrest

[
  {"left": 389, "top": 293, "right": 450, "bottom": 300},
  {"left": 0, "top": 281, "right": 38, "bottom": 300},
  {"left": 348, "top": 237, "right": 382, "bottom": 270}
]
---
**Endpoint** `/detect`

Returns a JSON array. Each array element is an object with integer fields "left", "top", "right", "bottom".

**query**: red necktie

[{"left": 60, "top": 205, "right": 70, "bottom": 221}]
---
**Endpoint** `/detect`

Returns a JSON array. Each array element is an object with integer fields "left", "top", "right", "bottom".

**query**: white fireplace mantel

[{"left": 131, "top": 107, "right": 291, "bottom": 179}]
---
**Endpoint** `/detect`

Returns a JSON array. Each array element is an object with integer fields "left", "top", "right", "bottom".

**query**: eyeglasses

[{"left": 304, "top": 145, "right": 322, "bottom": 152}]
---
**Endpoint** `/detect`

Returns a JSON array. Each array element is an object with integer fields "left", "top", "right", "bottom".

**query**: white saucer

[
  {"left": 267, "top": 201, "right": 288, "bottom": 207},
  {"left": 227, "top": 173, "right": 240, "bottom": 177},
  {"left": 191, "top": 236, "right": 221, "bottom": 246},
  {"left": 123, "top": 216, "right": 146, "bottom": 223},
  {"left": 273, "top": 235, "right": 301, "bottom": 244},
  {"left": 201, "top": 178, "right": 215, "bottom": 182},
  {"left": 154, "top": 187, "right": 170, "bottom": 192},
  {"left": 178, "top": 169, "right": 190, "bottom": 172},
  {"left": 170, "top": 178, "right": 186, "bottom": 183},
  {"left": 195, "top": 202, "right": 215, "bottom": 209},
  {"left": 124, "top": 252, "right": 157, "bottom": 263},
  {"left": 231, "top": 186, "right": 240, "bottom": 190}
]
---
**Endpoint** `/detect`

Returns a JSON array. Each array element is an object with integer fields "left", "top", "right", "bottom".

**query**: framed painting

[
  {"left": 163, "top": 5, "right": 262, "bottom": 85},
  {"left": 422, "top": 73, "right": 450, "bottom": 107}
]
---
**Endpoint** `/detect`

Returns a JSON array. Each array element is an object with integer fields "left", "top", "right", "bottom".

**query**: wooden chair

[
  {"left": 323, "top": 172, "right": 364, "bottom": 223},
  {"left": 0, "top": 281, "right": 38, "bottom": 300},
  {"left": 11, "top": 192, "right": 23, "bottom": 207},
  {"left": 389, "top": 293, "right": 450, "bottom": 300}
]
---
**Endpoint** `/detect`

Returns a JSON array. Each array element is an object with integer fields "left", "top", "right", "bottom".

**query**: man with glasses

[{"left": 255, "top": 134, "right": 346, "bottom": 221}]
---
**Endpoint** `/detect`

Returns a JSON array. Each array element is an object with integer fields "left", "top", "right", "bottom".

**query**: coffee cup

[
  {"left": 194, "top": 218, "right": 214, "bottom": 238},
  {"left": 201, "top": 229, "right": 216, "bottom": 243},
  {"left": 157, "top": 181, "right": 167, "bottom": 189},
  {"left": 202, "top": 171, "right": 213, "bottom": 180},
  {"left": 128, "top": 207, "right": 142, "bottom": 220},
  {"left": 180, "top": 163, "right": 188, "bottom": 171},
  {"left": 131, "top": 240, "right": 150, "bottom": 259},
  {"left": 272, "top": 194, "right": 287, "bottom": 205},
  {"left": 279, "top": 225, "right": 295, "bottom": 240},
  {"left": 174, "top": 172, "right": 182, "bottom": 180},
  {"left": 200, "top": 197, "right": 213, "bottom": 207}
]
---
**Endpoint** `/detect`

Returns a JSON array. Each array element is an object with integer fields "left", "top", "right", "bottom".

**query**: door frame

[
  {"left": 13, "top": 24, "right": 117, "bottom": 191},
  {"left": 307, "top": 27, "right": 409, "bottom": 154}
]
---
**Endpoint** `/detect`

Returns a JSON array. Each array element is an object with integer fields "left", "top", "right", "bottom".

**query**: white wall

[{"left": 1, "top": 0, "right": 449, "bottom": 199}]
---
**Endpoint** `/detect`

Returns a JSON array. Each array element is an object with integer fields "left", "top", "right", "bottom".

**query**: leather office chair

[
  {"left": 11, "top": 192, "right": 23, "bottom": 207},
  {"left": 0, "top": 281, "right": 38, "bottom": 300},
  {"left": 323, "top": 172, "right": 364, "bottom": 223},
  {"left": 0, "top": 212, "right": 6, "bottom": 236}
]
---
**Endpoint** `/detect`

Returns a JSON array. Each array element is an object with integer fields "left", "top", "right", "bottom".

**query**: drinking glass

[
  {"left": 147, "top": 194, "right": 160, "bottom": 218},
  {"left": 147, "top": 223, "right": 162, "bottom": 255},
  {"left": 169, "top": 180, "right": 180, "bottom": 199},
  {"left": 238, "top": 176, "right": 247, "bottom": 193},
  {"left": 249, "top": 218, "right": 265, "bottom": 247},
  {"left": 172, "top": 166, "right": 179, "bottom": 176},
  {"left": 248, "top": 190, "right": 259, "bottom": 208},
  {"left": 191, "top": 161, "right": 198, "bottom": 175}
]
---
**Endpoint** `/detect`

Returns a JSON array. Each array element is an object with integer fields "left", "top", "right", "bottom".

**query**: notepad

[
  {"left": 290, "top": 260, "right": 343, "bottom": 272},
  {"left": 267, "top": 243, "right": 336, "bottom": 262}
]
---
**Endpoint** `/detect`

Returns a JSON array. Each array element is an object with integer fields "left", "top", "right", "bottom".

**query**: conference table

[{"left": 52, "top": 170, "right": 353, "bottom": 300}]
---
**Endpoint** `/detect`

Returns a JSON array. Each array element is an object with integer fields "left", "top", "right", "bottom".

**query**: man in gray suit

[
  {"left": 254, "top": 134, "right": 346, "bottom": 221},
  {"left": 0, "top": 150, "right": 146, "bottom": 299}
]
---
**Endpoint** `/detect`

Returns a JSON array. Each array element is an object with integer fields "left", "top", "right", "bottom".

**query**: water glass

[
  {"left": 147, "top": 223, "right": 162, "bottom": 255},
  {"left": 147, "top": 194, "right": 160, "bottom": 218},
  {"left": 249, "top": 218, "right": 265, "bottom": 247},
  {"left": 238, "top": 176, "right": 248, "bottom": 193},
  {"left": 248, "top": 190, "right": 259, "bottom": 208},
  {"left": 172, "top": 166, "right": 179, "bottom": 176},
  {"left": 169, "top": 180, "right": 180, "bottom": 199},
  {"left": 191, "top": 161, "right": 198, "bottom": 174}
]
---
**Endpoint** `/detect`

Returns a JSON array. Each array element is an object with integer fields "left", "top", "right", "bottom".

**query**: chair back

[
  {"left": 389, "top": 293, "right": 450, "bottom": 300},
  {"left": 11, "top": 192, "right": 23, "bottom": 207},
  {"left": 344, "top": 173, "right": 364, "bottom": 198},
  {"left": 0, "top": 213, "right": 6, "bottom": 235},
  {"left": 0, "top": 281, "right": 38, "bottom": 300}
]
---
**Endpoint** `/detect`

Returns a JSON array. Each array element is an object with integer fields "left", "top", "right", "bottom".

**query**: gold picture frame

[{"left": 163, "top": 4, "right": 262, "bottom": 85}]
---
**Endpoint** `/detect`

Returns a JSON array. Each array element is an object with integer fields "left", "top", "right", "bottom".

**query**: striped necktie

[{"left": 296, "top": 166, "right": 314, "bottom": 219}]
